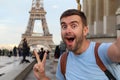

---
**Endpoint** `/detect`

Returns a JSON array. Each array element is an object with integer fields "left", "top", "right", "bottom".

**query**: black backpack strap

[
  {"left": 60, "top": 51, "right": 68, "bottom": 79},
  {"left": 95, "top": 43, "right": 116, "bottom": 80}
]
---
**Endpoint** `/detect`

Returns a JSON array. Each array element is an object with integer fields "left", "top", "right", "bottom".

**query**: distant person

[
  {"left": 21, "top": 38, "right": 30, "bottom": 63},
  {"left": 18, "top": 47, "right": 22, "bottom": 57},
  {"left": 0, "top": 49, "right": 2, "bottom": 56},
  {"left": 39, "top": 47, "right": 45, "bottom": 61},
  {"left": 54, "top": 45, "right": 60, "bottom": 59},
  {"left": 2, "top": 49, "right": 5, "bottom": 56},
  {"left": 59, "top": 42, "right": 66, "bottom": 55},
  {"left": 9, "top": 50, "right": 12, "bottom": 57},
  {"left": 8, "top": 50, "right": 12, "bottom": 57},
  {"left": 33, "top": 9, "right": 120, "bottom": 80},
  {"left": 46, "top": 50, "right": 50, "bottom": 59},
  {"left": 13, "top": 46, "right": 17, "bottom": 57},
  {"left": 26, "top": 45, "right": 30, "bottom": 56}
]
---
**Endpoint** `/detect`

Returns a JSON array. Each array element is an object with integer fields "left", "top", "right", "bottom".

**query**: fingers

[
  {"left": 42, "top": 52, "right": 47, "bottom": 65},
  {"left": 33, "top": 64, "right": 41, "bottom": 79},
  {"left": 33, "top": 63, "right": 39, "bottom": 72},
  {"left": 33, "top": 49, "right": 41, "bottom": 63}
]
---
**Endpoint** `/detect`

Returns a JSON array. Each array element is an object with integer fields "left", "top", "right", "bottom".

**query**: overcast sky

[{"left": 0, "top": 0, "right": 82, "bottom": 45}]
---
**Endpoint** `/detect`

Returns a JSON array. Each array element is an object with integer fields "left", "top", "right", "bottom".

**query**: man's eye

[
  {"left": 71, "top": 24, "right": 77, "bottom": 29},
  {"left": 62, "top": 25, "right": 67, "bottom": 29}
]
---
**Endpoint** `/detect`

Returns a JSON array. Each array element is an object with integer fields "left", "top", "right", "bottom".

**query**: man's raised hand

[{"left": 33, "top": 49, "right": 50, "bottom": 80}]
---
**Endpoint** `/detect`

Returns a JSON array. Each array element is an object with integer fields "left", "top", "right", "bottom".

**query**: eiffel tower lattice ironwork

[{"left": 20, "top": 0, "right": 54, "bottom": 51}]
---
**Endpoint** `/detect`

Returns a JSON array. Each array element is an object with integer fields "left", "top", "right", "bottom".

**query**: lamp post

[{"left": 76, "top": 0, "right": 81, "bottom": 11}]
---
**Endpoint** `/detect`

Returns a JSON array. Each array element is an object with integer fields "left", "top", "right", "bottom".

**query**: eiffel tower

[{"left": 20, "top": 0, "right": 54, "bottom": 51}]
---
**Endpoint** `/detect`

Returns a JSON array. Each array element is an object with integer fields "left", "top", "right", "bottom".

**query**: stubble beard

[
  {"left": 72, "top": 33, "right": 84, "bottom": 53},
  {"left": 66, "top": 32, "right": 84, "bottom": 53}
]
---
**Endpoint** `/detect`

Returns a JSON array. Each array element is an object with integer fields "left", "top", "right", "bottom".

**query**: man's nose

[{"left": 66, "top": 26, "right": 72, "bottom": 33}]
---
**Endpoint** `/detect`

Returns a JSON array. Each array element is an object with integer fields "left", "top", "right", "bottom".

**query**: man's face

[{"left": 60, "top": 15, "right": 87, "bottom": 52}]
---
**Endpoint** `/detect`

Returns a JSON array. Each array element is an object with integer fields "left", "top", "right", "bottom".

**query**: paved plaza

[
  {"left": 0, "top": 56, "right": 57, "bottom": 80},
  {"left": 25, "top": 59, "right": 57, "bottom": 80},
  {"left": 0, "top": 56, "right": 35, "bottom": 80}
]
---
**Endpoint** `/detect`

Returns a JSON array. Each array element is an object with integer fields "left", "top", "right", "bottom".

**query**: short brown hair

[{"left": 60, "top": 9, "right": 87, "bottom": 26}]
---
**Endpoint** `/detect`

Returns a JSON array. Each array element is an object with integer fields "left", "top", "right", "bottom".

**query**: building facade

[{"left": 82, "top": 0, "right": 120, "bottom": 42}]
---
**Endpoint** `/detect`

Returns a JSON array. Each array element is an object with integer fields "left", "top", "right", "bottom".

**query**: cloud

[
  {"left": 0, "top": 24, "right": 9, "bottom": 32},
  {"left": 52, "top": 5, "right": 59, "bottom": 9},
  {"left": 0, "top": 19, "right": 14, "bottom": 24}
]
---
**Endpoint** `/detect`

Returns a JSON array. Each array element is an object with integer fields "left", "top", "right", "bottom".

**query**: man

[
  {"left": 21, "top": 38, "right": 30, "bottom": 63},
  {"left": 33, "top": 9, "right": 120, "bottom": 80}
]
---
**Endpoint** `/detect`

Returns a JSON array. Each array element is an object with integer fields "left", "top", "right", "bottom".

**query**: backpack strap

[
  {"left": 60, "top": 51, "right": 68, "bottom": 79},
  {"left": 95, "top": 43, "right": 116, "bottom": 80}
]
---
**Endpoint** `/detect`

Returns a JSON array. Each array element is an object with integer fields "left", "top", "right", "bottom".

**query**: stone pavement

[
  {"left": 0, "top": 55, "right": 58, "bottom": 80},
  {"left": 0, "top": 56, "right": 35, "bottom": 80},
  {"left": 25, "top": 59, "right": 57, "bottom": 80}
]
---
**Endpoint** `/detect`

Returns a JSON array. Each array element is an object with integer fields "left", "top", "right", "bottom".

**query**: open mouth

[
  {"left": 66, "top": 37, "right": 75, "bottom": 43},
  {"left": 67, "top": 37, "right": 74, "bottom": 41}
]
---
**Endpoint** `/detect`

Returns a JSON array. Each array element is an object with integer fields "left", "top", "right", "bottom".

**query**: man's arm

[{"left": 108, "top": 37, "right": 120, "bottom": 62}]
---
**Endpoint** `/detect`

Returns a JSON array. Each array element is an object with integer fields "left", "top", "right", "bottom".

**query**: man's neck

[{"left": 74, "top": 40, "right": 90, "bottom": 55}]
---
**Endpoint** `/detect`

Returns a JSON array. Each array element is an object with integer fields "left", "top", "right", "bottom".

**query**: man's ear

[{"left": 83, "top": 26, "right": 89, "bottom": 36}]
